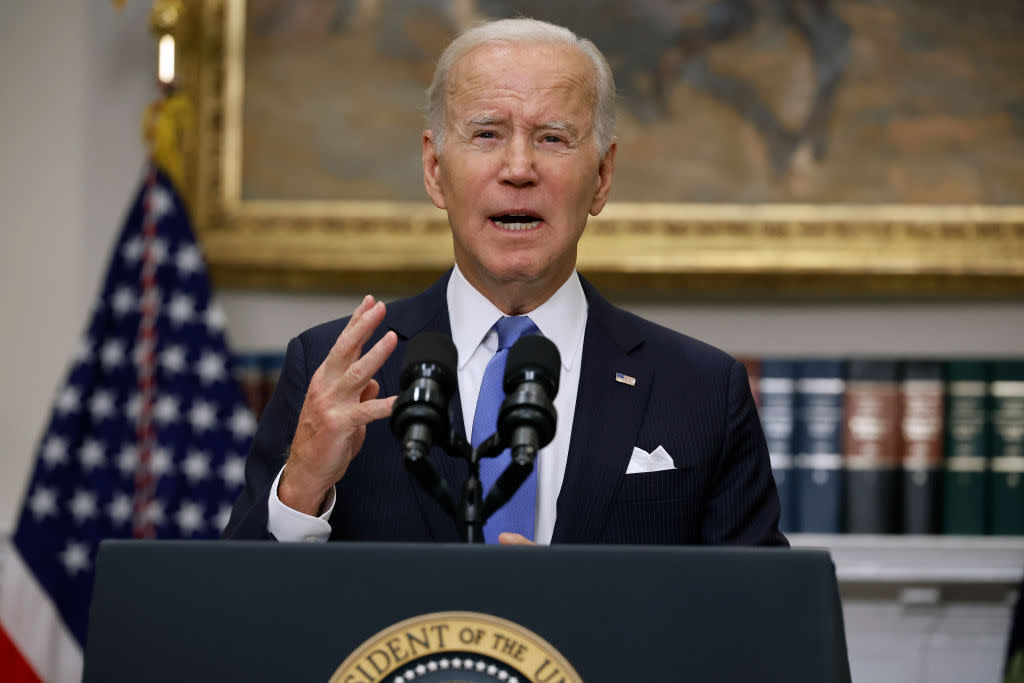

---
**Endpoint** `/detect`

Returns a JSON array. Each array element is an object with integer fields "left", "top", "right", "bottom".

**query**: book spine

[
  {"left": 760, "top": 360, "right": 797, "bottom": 533},
  {"left": 943, "top": 361, "right": 989, "bottom": 534},
  {"left": 737, "top": 357, "right": 762, "bottom": 413},
  {"left": 234, "top": 353, "right": 267, "bottom": 421},
  {"left": 843, "top": 360, "right": 901, "bottom": 534},
  {"left": 990, "top": 361, "right": 1024, "bottom": 535},
  {"left": 260, "top": 353, "right": 286, "bottom": 417},
  {"left": 794, "top": 360, "right": 846, "bottom": 533},
  {"left": 900, "top": 362, "right": 944, "bottom": 534}
]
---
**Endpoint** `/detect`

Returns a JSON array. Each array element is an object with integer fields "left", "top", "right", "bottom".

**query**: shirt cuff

[{"left": 267, "top": 465, "right": 336, "bottom": 543}]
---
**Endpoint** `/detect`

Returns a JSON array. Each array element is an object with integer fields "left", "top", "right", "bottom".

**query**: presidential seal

[{"left": 328, "top": 611, "right": 581, "bottom": 683}]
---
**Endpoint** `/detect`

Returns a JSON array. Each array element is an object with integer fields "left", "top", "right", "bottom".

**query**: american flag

[{"left": 0, "top": 168, "right": 254, "bottom": 682}]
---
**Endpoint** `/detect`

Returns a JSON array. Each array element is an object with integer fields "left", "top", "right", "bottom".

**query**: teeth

[{"left": 493, "top": 217, "right": 541, "bottom": 231}]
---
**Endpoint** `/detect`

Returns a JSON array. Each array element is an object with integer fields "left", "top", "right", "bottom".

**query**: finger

[
  {"left": 319, "top": 296, "right": 375, "bottom": 375},
  {"left": 325, "top": 299, "right": 387, "bottom": 372},
  {"left": 347, "top": 300, "right": 387, "bottom": 355},
  {"left": 498, "top": 532, "right": 536, "bottom": 546},
  {"left": 341, "top": 294, "right": 376, "bottom": 338},
  {"left": 359, "top": 378, "right": 381, "bottom": 403},
  {"left": 348, "top": 394, "right": 398, "bottom": 427},
  {"left": 339, "top": 330, "right": 398, "bottom": 396}
]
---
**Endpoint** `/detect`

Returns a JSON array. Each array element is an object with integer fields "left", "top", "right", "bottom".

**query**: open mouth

[{"left": 490, "top": 213, "right": 543, "bottom": 231}]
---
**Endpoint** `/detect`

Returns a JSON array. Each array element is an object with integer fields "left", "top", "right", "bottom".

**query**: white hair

[{"left": 425, "top": 17, "right": 617, "bottom": 157}]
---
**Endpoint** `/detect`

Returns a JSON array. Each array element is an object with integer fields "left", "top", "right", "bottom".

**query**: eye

[
  {"left": 542, "top": 134, "right": 565, "bottom": 144},
  {"left": 475, "top": 131, "right": 497, "bottom": 139}
]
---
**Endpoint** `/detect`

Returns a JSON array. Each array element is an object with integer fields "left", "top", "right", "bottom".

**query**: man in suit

[{"left": 224, "top": 17, "right": 786, "bottom": 547}]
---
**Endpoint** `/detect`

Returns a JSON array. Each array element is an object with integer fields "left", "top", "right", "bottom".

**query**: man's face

[{"left": 423, "top": 41, "right": 616, "bottom": 311}]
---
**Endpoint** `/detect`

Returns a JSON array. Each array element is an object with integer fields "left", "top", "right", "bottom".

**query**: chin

[
  {"left": 492, "top": 252, "right": 550, "bottom": 276},
  {"left": 489, "top": 266, "right": 544, "bottom": 285}
]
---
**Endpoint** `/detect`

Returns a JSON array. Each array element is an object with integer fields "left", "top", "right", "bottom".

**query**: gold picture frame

[{"left": 177, "top": 0, "right": 1024, "bottom": 296}]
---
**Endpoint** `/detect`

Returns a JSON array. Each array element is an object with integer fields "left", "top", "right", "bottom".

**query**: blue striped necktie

[{"left": 472, "top": 316, "right": 539, "bottom": 543}]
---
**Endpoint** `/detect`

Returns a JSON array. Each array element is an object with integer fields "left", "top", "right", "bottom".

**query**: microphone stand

[
  {"left": 461, "top": 432, "right": 507, "bottom": 544},
  {"left": 404, "top": 429, "right": 534, "bottom": 544}
]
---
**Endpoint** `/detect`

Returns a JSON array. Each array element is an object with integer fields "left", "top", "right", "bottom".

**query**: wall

[{"left": 1, "top": 0, "right": 144, "bottom": 530}]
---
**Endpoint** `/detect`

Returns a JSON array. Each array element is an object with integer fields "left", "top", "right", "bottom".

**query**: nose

[{"left": 499, "top": 136, "right": 539, "bottom": 187}]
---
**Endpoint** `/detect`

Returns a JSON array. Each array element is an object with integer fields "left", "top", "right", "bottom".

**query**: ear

[
  {"left": 422, "top": 130, "right": 447, "bottom": 210},
  {"left": 588, "top": 141, "right": 617, "bottom": 216}
]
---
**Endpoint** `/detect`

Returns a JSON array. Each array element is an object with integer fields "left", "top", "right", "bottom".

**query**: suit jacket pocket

[
  {"left": 615, "top": 467, "right": 697, "bottom": 503},
  {"left": 604, "top": 467, "right": 707, "bottom": 544}
]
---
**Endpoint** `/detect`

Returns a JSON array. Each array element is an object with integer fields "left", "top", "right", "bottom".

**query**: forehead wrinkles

[{"left": 446, "top": 44, "right": 598, "bottom": 129}]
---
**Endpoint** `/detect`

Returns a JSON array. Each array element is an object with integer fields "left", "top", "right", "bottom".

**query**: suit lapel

[
  {"left": 384, "top": 270, "right": 467, "bottom": 542},
  {"left": 551, "top": 278, "right": 653, "bottom": 543}
]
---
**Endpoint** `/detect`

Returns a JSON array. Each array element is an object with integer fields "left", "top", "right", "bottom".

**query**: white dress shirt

[
  {"left": 267, "top": 265, "right": 587, "bottom": 544},
  {"left": 447, "top": 266, "right": 587, "bottom": 544}
]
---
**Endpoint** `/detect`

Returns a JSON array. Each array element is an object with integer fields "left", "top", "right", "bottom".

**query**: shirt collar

[{"left": 447, "top": 264, "right": 587, "bottom": 372}]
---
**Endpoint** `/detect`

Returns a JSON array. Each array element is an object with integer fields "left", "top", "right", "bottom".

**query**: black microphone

[
  {"left": 499, "top": 334, "right": 560, "bottom": 466},
  {"left": 390, "top": 332, "right": 458, "bottom": 515},
  {"left": 391, "top": 332, "right": 457, "bottom": 458}
]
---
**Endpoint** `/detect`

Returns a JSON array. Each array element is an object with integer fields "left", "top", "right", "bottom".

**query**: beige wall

[
  {"left": 2, "top": 2, "right": 1023, "bottom": 533},
  {"left": 1, "top": 1, "right": 142, "bottom": 532}
]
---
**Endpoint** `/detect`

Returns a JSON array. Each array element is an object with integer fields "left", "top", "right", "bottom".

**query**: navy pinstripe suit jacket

[{"left": 224, "top": 271, "right": 787, "bottom": 546}]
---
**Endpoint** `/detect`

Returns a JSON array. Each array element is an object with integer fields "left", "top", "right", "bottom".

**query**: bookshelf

[
  {"left": 793, "top": 535, "right": 1023, "bottom": 683},
  {"left": 791, "top": 534, "right": 1024, "bottom": 585}
]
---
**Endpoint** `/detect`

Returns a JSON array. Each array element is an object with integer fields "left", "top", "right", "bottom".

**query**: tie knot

[{"left": 493, "top": 316, "right": 538, "bottom": 351}]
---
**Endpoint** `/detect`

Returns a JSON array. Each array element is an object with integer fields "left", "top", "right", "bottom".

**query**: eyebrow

[
  {"left": 463, "top": 116, "right": 582, "bottom": 139},
  {"left": 466, "top": 116, "right": 576, "bottom": 129},
  {"left": 541, "top": 120, "right": 578, "bottom": 135}
]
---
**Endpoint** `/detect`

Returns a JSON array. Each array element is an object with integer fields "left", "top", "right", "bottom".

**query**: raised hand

[{"left": 278, "top": 295, "right": 398, "bottom": 515}]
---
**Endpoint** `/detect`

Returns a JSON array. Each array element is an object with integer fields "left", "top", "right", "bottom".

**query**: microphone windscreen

[
  {"left": 504, "top": 334, "right": 561, "bottom": 395},
  {"left": 400, "top": 332, "right": 458, "bottom": 391}
]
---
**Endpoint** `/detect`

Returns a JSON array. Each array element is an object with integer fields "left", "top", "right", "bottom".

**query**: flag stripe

[
  {"left": 133, "top": 169, "right": 161, "bottom": 540},
  {"left": 0, "top": 624, "right": 44, "bottom": 683},
  {"left": 0, "top": 541, "right": 80, "bottom": 683}
]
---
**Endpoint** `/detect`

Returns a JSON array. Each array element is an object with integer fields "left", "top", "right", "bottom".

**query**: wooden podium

[{"left": 83, "top": 541, "right": 850, "bottom": 682}]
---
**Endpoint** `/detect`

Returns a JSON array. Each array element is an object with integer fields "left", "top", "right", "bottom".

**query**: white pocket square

[{"left": 626, "top": 445, "right": 676, "bottom": 474}]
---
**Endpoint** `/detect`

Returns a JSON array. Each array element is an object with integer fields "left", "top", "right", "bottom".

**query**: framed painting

[{"left": 175, "top": 0, "right": 1024, "bottom": 295}]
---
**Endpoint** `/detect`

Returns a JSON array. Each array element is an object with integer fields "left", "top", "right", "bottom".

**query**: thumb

[{"left": 498, "top": 532, "right": 536, "bottom": 546}]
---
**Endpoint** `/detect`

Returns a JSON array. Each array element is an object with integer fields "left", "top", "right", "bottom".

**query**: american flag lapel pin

[{"left": 615, "top": 372, "right": 636, "bottom": 386}]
